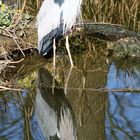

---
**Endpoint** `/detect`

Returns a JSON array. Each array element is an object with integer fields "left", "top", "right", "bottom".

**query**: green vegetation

[
  {"left": 0, "top": 1, "right": 33, "bottom": 28},
  {"left": 0, "top": 11, "right": 11, "bottom": 27},
  {"left": 0, "top": 2, "right": 11, "bottom": 27}
]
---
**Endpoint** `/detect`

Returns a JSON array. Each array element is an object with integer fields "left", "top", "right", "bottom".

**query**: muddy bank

[
  {"left": 0, "top": 22, "right": 140, "bottom": 59},
  {"left": 76, "top": 23, "right": 140, "bottom": 57},
  {"left": 0, "top": 21, "right": 38, "bottom": 59}
]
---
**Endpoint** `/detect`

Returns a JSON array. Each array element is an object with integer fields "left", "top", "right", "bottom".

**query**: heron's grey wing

[
  {"left": 54, "top": 0, "right": 64, "bottom": 6},
  {"left": 39, "top": 25, "right": 63, "bottom": 56}
]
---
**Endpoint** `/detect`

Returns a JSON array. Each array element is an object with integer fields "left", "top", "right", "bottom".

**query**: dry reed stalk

[
  {"left": 82, "top": 0, "right": 140, "bottom": 31},
  {"left": 0, "top": 85, "right": 24, "bottom": 91},
  {"left": 0, "top": 58, "right": 24, "bottom": 72},
  {"left": 13, "top": 0, "right": 27, "bottom": 27}
]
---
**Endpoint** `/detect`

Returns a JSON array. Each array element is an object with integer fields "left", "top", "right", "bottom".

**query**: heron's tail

[{"left": 38, "top": 26, "right": 63, "bottom": 57}]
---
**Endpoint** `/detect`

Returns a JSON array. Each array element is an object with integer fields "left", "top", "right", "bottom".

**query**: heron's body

[{"left": 37, "top": 0, "right": 82, "bottom": 58}]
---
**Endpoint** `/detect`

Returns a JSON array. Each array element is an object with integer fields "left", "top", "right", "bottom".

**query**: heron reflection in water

[
  {"left": 36, "top": 68, "right": 76, "bottom": 140},
  {"left": 37, "top": 0, "right": 82, "bottom": 66}
]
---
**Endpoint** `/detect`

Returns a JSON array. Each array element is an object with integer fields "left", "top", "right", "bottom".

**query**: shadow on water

[{"left": 0, "top": 52, "right": 140, "bottom": 140}]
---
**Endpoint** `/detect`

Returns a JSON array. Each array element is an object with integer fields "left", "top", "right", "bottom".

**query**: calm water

[{"left": 0, "top": 51, "right": 140, "bottom": 140}]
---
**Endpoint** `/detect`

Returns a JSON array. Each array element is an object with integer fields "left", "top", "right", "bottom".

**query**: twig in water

[
  {"left": 44, "top": 85, "right": 140, "bottom": 93},
  {"left": 0, "top": 85, "right": 24, "bottom": 92}
]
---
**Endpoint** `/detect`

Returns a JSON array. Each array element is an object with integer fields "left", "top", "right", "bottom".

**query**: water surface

[{"left": 0, "top": 51, "right": 140, "bottom": 140}]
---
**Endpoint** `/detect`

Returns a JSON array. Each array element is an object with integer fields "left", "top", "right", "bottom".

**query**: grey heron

[{"left": 37, "top": 0, "right": 82, "bottom": 66}]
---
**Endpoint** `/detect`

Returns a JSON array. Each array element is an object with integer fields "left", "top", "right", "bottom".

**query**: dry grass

[
  {"left": 82, "top": 0, "right": 140, "bottom": 31},
  {"left": 4, "top": 0, "right": 139, "bottom": 31}
]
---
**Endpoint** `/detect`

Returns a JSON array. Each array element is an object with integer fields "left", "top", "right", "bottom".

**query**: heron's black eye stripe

[{"left": 54, "top": 0, "right": 64, "bottom": 6}]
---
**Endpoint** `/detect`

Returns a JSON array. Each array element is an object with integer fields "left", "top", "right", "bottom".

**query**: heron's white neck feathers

[
  {"left": 37, "top": 0, "right": 61, "bottom": 41},
  {"left": 61, "top": 0, "right": 82, "bottom": 32},
  {"left": 37, "top": 0, "right": 82, "bottom": 43}
]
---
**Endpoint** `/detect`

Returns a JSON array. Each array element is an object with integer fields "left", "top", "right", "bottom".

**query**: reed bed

[
  {"left": 82, "top": 0, "right": 140, "bottom": 31},
  {"left": 4, "top": 0, "right": 139, "bottom": 30},
  {"left": 3, "top": 0, "right": 41, "bottom": 12}
]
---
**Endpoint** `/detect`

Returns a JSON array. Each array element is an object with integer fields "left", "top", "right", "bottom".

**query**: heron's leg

[
  {"left": 52, "top": 65, "right": 55, "bottom": 94},
  {"left": 53, "top": 38, "right": 56, "bottom": 66},
  {"left": 64, "top": 67, "right": 73, "bottom": 94},
  {"left": 66, "top": 35, "right": 73, "bottom": 66},
  {"left": 52, "top": 38, "right": 56, "bottom": 94}
]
